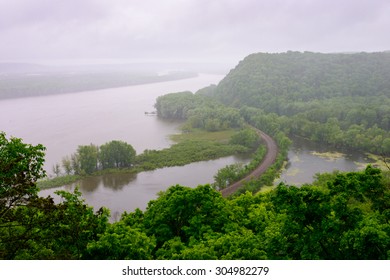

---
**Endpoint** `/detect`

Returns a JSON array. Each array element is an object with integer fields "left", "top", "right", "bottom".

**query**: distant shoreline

[{"left": 0, "top": 71, "right": 197, "bottom": 100}]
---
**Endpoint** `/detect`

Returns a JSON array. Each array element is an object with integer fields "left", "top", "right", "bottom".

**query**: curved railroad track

[{"left": 220, "top": 128, "right": 278, "bottom": 197}]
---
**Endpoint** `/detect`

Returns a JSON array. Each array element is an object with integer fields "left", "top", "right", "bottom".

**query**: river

[
  {"left": 1, "top": 73, "right": 251, "bottom": 219},
  {"left": 0, "top": 74, "right": 223, "bottom": 170},
  {"left": 0, "top": 73, "right": 372, "bottom": 219}
]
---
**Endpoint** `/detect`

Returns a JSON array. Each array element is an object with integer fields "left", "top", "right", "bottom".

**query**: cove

[{"left": 276, "top": 136, "right": 372, "bottom": 186}]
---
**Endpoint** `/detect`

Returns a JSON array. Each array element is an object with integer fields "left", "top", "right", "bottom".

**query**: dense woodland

[
  {"left": 1, "top": 51, "right": 390, "bottom": 259},
  {"left": 155, "top": 91, "right": 244, "bottom": 131},
  {"left": 204, "top": 51, "right": 390, "bottom": 154}
]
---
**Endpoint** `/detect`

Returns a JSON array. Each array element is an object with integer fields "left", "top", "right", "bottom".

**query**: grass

[
  {"left": 170, "top": 128, "right": 237, "bottom": 143},
  {"left": 258, "top": 185, "right": 275, "bottom": 193},
  {"left": 310, "top": 151, "right": 345, "bottom": 160},
  {"left": 38, "top": 175, "right": 82, "bottom": 190},
  {"left": 39, "top": 129, "right": 244, "bottom": 189}
]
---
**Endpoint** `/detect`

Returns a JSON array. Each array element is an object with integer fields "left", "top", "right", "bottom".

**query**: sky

[{"left": 1, "top": 0, "right": 389, "bottom": 66}]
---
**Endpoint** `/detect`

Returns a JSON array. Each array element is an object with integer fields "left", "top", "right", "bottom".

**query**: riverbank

[
  {"left": 0, "top": 68, "right": 197, "bottom": 100},
  {"left": 37, "top": 128, "right": 250, "bottom": 190}
]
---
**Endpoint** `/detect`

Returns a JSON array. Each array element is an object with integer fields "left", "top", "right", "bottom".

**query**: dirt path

[{"left": 221, "top": 128, "right": 278, "bottom": 197}]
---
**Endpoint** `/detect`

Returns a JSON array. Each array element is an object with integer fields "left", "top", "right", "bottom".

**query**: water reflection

[
  {"left": 76, "top": 172, "right": 137, "bottom": 192},
  {"left": 40, "top": 155, "right": 251, "bottom": 221},
  {"left": 101, "top": 173, "right": 137, "bottom": 190}
]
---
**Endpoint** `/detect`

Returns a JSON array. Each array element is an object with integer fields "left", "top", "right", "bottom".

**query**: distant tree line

[{"left": 0, "top": 71, "right": 197, "bottom": 100}]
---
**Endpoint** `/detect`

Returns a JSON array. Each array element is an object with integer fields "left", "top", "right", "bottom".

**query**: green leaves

[
  {"left": 136, "top": 140, "right": 246, "bottom": 170},
  {"left": 99, "top": 140, "right": 136, "bottom": 169},
  {"left": 86, "top": 221, "right": 155, "bottom": 260},
  {"left": 143, "top": 185, "right": 230, "bottom": 247},
  {"left": 60, "top": 140, "right": 136, "bottom": 175},
  {"left": 229, "top": 128, "right": 259, "bottom": 149},
  {"left": 211, "top": 52, "right": 390, "bottom": 154},
  {"left": 0, "top": 132, "right": 45, "bottom": 218},
  {"left": 155, "top": 91, "right": 200, "bottom": 119},
  {"left": 2, "top": 132, "right": 390, "bottom": 260},
  {"left": 155, "top": 91, "right": 244, "bottom": 131}
]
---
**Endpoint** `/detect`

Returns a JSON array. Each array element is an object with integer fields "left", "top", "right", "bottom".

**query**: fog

[{"left": 1, "top": 0, "right": 389, "bottom": 68}]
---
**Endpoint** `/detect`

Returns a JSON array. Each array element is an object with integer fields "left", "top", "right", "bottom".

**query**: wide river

[
  {"left": 0, "top": 74, "right": 371, "bottom": 219},
  {"left": 1, "top": 74, "right": 249, "bottom": 219}
]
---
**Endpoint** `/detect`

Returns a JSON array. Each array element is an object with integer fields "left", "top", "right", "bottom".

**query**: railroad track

[{"left": 220, "top": 128, "right": 278, "bottom": 197}]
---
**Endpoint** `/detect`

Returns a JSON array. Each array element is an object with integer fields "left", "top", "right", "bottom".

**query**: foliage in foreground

[
  {"left": 104, "top": 166, "right": 390, "bottom": 260},
  {"left": 2, "top": 132, "right": 390, "bottom": 260}
]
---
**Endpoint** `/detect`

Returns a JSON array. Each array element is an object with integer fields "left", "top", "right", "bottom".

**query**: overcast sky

[{"left": 1, "top": 0, "right": 389, "bottom": 65}]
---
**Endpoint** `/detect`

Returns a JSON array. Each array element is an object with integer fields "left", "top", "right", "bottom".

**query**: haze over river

[
  {"left": 0, "top": 74, "right": 371, "bottom": 219},
  {"left": 1, "top": 74, "right": 246, "bottom": 219},
  {"left": 1, "top": 74, "right": 223, "bottom": 169}
]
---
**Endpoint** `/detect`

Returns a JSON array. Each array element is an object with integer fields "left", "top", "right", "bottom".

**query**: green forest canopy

[{"left": 204, "top": 51, "right": 390, "bottom": 154}]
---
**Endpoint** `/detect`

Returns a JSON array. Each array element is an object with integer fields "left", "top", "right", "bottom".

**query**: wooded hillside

[{"left": 206, "top": 52, "right": 390, "bottom": 154}]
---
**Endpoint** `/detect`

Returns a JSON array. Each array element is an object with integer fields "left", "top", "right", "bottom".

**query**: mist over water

[{"left": 0, "top": 73, "right": 223, "bottom": 172}]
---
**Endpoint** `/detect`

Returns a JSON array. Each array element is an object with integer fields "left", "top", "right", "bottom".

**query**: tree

[
  {"left": 0, "top": 132, "right": 46, "bottom": 220},
  {"left": 382, "top": 138, "right": 390, "bottom": 155},
  {"left": 71, "top": 153, "right": 81, "bottom": 175},
  {"left": 52, "top": 163, "right": 61, "bottom": 177},
  {"left": 99, "top": 140, "right": 136, "bottom": 169},
  {"left": 1, "top": 188, "right": 110, "bottom": 259},
  {"left": 61, "top": 156, "right": 72, "bottom": 175},
  {"left": 49, "top": 189, "right": 109, "bottom": 259},
  {"left": 76, "top": 144, "right": 99, "bottom": 174},
  {"left": 143, "top": 185, "right": 230, "bottom": 248},
  {"left": 229, "top": 128, "right": 259, "bottom": 149},
  {"left": 86, "top": 221, "right": 155, "bottom": 260},
  {"left": 0, "top": 132, "right": 51, "bottom": 259},
  {"left": 0, "top": 133, "right": 112, "bottom": 259},
  {"left": 213, "top": 163, "right": 244, "bottom": 190}
]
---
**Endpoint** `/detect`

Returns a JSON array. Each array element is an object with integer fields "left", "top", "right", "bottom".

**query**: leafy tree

[
  {"left": 0, "top": 132, "right": 46, "bottom": 220},
  {"left": 61, "top": 156, "right": 72, "bottom": 175},
  {"left": 155, "top": 91, "right": 244, "bottom": 131},
  {"left": 76, "top": 144, "right": 99, "bottom": 174},
  {"left": 230, "top": 128, "right": 259, "bottom": 149},
  {"left": 52, "top": 163, "right": 61, "bottom": 177},
  {"left": 70, "top": 153, "right": 81, "bottom": 175},
  {"left": 382, "top": 138, "right": 390, "bottom": 155},
  {"left": 48, "top": 189, "right": 109, "bottom": 259},
  {"left": 213, "top": 163, "right": 244, "bottom": 190},
  {"left": 86, "top": 220, "right": 155, "bottom": 260},
  {"left": 1, "top": 188, "right": 109, "bottom": 259},
  {"left": 99, "top": 140, "right": 136, "bottom": 169},
  {"left": 155, "top": 91, "right": 201, "bottom": 119},
  {"left": 143, "top": 185, "right": 231, "bottom": 248}
]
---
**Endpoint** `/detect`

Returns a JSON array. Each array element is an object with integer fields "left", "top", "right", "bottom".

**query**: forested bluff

[{"left": 1, "top": 51, "right": 390, "bottom": 260}]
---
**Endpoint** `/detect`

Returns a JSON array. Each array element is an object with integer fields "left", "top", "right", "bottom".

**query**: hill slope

[{"left": 206, "top": 51, "right": 390, "bottom": 154}]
